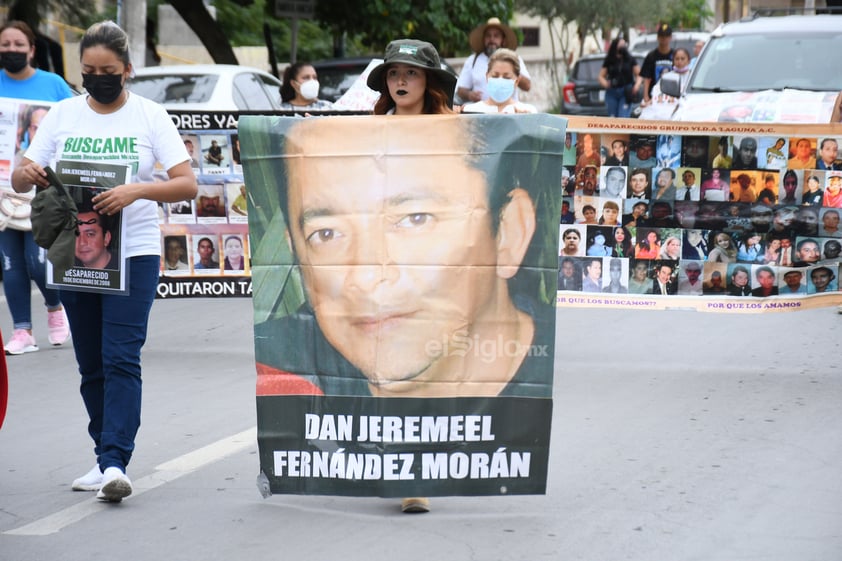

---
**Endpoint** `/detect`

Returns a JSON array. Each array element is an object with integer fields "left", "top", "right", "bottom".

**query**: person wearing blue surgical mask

[{"left": 461, "top": 48, "right": 536, "bottom": 114}]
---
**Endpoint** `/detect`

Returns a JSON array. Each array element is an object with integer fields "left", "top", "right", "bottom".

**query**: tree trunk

[
  {"left": 168, "top": 0, "right": 239, "bottom": 64},
  {"left": 123, "top": 0, "right": 147, "bottom": 70}
]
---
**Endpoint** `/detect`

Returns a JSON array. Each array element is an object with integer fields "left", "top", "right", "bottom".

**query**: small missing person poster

[{"left": 46, "top": 161, "right": 130, "bottom": 294}]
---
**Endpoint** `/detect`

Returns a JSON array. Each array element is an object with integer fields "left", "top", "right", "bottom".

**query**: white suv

[{"left": 658, "top": 14, "right": 842, "bottom": 122}]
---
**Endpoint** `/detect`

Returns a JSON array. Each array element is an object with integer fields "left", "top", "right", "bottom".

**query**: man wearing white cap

[{"left": 456, "top": 17, "right": 531, "bottom": 103}]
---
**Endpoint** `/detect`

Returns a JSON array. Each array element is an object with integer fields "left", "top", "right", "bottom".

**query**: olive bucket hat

[
  {"left": 366, "top": 39, "right": 457, "bottom": 98},
  {"left": 30, "top": 167, "right": 79, "bottom": 272}
]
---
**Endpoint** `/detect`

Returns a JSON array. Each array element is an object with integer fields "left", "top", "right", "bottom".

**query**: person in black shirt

[
  {"left": 639, "top": 23, "right": 674, "bottom": 105},
  {"left": 598, "top": 35, "right": 639, "bottom": 118}
]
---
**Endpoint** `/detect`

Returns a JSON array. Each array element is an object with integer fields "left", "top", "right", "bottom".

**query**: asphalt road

[{"left": 1, "top": 295, "right": 840, "bottom": 561}]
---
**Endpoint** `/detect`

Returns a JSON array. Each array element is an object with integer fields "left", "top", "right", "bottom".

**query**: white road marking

[{"left": 4, "top": 426, "right": 256, "bottom": 536}]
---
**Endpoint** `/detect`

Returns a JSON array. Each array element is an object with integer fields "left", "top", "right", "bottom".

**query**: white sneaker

[
  {"left": 72, "top": 464, "right": 103, "bottom": 491},
  {"left": 97, "top": 467, "right": 133, "bottom": 502},
  {"left": 4, "top": 329, "right": 38, "bottom": 355}
]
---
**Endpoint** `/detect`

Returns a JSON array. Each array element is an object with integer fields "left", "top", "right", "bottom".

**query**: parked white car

[
  {"left": 658, "top": 14, "right": 842, "bottom": 122},
  {"left": 127, "top": 64, "right": 283, "bottom": 111}
]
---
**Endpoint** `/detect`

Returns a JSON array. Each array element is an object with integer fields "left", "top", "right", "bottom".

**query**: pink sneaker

[
  {"left": 47, "top": 308, "right": 70, "bottom": 346},
  {"left": 4, "top": 329, "right": 38, "bottom": 355}
]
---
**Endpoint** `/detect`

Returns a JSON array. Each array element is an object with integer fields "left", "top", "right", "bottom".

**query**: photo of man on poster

[
  {"left": 248, "top": 115, "right": 562, "bottom": 400},
  {"left": 73, "top": 188, "right": 119, "bottom": 270}
]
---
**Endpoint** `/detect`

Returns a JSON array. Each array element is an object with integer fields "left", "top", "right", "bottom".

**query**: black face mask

[
  {"left": 82, "top": 73, "right": 124, "bottom": 105},
  {"left": 1, "top": 52, "right": 29, "bottom": 74}
]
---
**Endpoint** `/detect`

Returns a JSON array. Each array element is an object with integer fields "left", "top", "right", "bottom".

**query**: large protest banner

[
  {"left": 557, "top": 116, "right": 842, "bottom": 313},
  {"left": 240, "top": 114, "right": 565, "bottom": 497}
]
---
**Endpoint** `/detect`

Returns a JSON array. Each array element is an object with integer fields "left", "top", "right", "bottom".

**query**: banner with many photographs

[
  {"left": 157, "top": 111, "right": 252, "bottom": 299},
  {"left": 46, "top": 162, "right": 129, "bottom": 293},
  {"left": 241, "top": 114, "right": 564, "bottom": 497},
  {"left": 558, "top": 117, "right": 842, "bottom": 313}
]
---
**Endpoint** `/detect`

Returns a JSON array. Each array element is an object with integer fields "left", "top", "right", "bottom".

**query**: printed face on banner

[
  {"left": 282, "top": 116, "right": 550, "bottom": 397},
  {"left": 246, "top": 114, "right": 562, "bottom": 400}
]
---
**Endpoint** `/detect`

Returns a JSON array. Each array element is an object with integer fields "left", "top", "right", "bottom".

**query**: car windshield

[
  {"left": 128, "top": 74, "right": 219, "bottom": 104},
  {"left": 690, "top": 32, "right": 842, "bottom": 92},
  {"left": 315, "top": 65, "right": 366, "bottom": 102}
]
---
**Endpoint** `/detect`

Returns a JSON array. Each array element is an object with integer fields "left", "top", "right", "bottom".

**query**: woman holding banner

[
  {"left": 368, "top": 39, "right": 456, "bottom": 116},
  {"left": 0, "top": 20, "right": 73, "bottom": 355},
  {"left": 367, "top": 38, "right": 459, "bottom": 514}
]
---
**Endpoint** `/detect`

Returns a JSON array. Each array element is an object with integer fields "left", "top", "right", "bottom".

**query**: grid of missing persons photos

[
  {"left": 157, "top": 131, "right": 250, "bottom": 277},
  {"left": 559, "top": 132, "right": 842, "bottom": 297}
]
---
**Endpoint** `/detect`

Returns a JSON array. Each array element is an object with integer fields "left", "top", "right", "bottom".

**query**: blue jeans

[
  {"left": 605, "top": 86, "right": 631, "bottom": 118},
  {"left": 0, "top": 228, "right": 62, "bottom": 330},
  {"left": 61, "top": 255, "right": 159, "bottom": 471}
]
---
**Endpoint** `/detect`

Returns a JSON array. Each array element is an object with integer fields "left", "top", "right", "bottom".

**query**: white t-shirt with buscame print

[{"left": 24, "top": 93, "right": 189, "bottom": 258}]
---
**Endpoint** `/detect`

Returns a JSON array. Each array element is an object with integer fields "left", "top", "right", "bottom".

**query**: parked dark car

[
  {"left": 310, "top": 57, "right": 376, "bottom": 102},
  {"left": 562, "top": 53, "right": 646, "bottom": 117},
  {"left": 560, "top": 53, "right": 609, "bottom": 116}
]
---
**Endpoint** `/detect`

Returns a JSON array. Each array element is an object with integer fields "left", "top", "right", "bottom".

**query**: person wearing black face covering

[
  {"left": 0, "top": 20, "right": 73, "bottom": 357},
  {"left": 0, "top": 21, "right": 72, "bottom": 100},
  {"left": 12, "top": 20, "right": 198, "bottom": 503},
  {"left": 598, "top": 35, "right": 640, "bottom": 118}
]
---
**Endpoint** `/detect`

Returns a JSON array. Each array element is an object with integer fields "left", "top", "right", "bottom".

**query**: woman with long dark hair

[
  {"left": 598, "top": 35, "right": 640, "bottom": 118},
  {"left": 611, "top": 226, "right": 633, "bottom": 257},
  {"left": 279, "top": 62, "right": 333, "bottom": 111}
]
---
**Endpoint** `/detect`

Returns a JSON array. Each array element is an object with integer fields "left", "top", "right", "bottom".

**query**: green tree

[
  {"left": 213, "top": 0, "right": 335, "bottom": 62},
  {"left": 2, "top": 0, "right": 241, "bottom": 64},
  {"left": 4, "top": 0, "right": 525, "bottom": 66},
  {"left": 1, "top": 0, "right": 101, "bottom": 28},
  {"left": 664, "top": 0, "right": 714, "bottom": 29},
  {"left": 214, "top": 0, "right": 516, "bottom": 60},
  {"left": 313, "top": 0, "right": 514, "bottom": 57}
]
